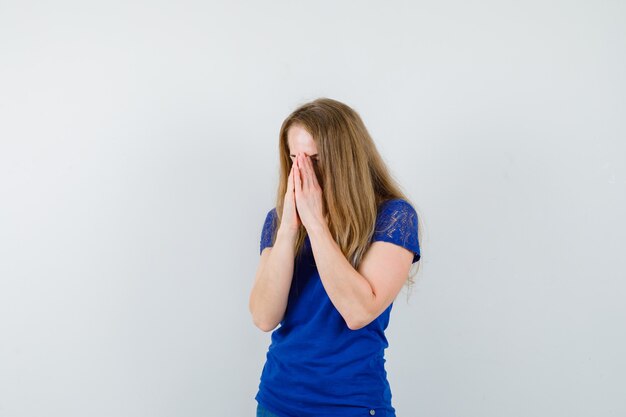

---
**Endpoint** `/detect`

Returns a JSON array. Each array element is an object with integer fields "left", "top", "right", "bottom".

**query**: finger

[
  {"left": 305, "top": 155, "right": 317, "bottom": 191},
  {"left": 299, "top": 154, "right": 309, "bottom": 190},
  {"left": 304, "top": 155, "right": 317, "bottom": 188},
  {"left": 294, "top": 155, "right": 302, "bottom": 196},
  {"left": 298, "top": 154, "right": 307, "bottom": 190}
]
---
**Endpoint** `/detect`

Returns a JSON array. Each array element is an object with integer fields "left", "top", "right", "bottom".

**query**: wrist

[
  {"left": 276, "top": 226, "right": 298, "bottom": 240},
  {"left": 306, "top": 220, "right": 330, "bottom": 240}
]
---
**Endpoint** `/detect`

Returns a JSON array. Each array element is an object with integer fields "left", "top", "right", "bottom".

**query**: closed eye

[{"left": 289, "top": 155, "right": 319, "bottom": 163}]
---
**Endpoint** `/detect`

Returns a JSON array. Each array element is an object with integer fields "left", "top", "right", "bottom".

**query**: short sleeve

[
  {"left": 372, "top": 199, "right": 421, "bottom": 263},
  {"left": 259, "top": 207, "right": 278, "bottom": 255}
]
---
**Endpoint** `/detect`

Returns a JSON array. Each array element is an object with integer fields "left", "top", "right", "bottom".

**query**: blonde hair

[{"left": 272, "top": 97, "right": 424, "bottom": 297}]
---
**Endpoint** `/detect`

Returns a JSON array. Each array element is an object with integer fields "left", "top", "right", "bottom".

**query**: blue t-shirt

[{"left": 254, "top": 198, "right": 420, "bottom": 417}]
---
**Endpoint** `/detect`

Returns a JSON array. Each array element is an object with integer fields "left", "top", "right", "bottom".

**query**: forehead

[{"left": 287, "top": 124, "right": 317, "bottom": 153}]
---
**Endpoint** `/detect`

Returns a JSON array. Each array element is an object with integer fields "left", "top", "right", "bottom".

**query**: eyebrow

[{"left": 290, "top": 153, "right": 318, "bottom": 157}]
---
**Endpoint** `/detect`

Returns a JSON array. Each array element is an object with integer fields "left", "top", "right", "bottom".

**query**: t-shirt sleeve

[
  {"left": 259, "top": 207, "right": 278, "bottom": 255},
  {"left": 371, "top": 199, "right": 421, "bottom": 263}
]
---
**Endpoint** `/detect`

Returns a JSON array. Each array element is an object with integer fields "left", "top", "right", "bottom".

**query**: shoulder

[
  {"left": 377, "top": 198, "right": 417, "bottom": 220},
  {"left": 374, "top": 198, "right": 419, "bottom": 237},
  {"left": 260, "top": 207, "right": 279, "bottom": 254},
  {"left": 373, "top": 198, "right": 421, "bottom": 262},
  {"left": 262, "top": 207, "right": 278, "bottom": 230},
  {"left": 264, "top": 207, "right": 277, "bottom": 221}
]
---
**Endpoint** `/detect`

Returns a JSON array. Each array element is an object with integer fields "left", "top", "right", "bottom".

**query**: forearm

[
  {"left": 250, "top": 227, "right": 297, "bottom": 331},
  {"left": 306, "top": 222, "right": 375, "bottom": 330}
]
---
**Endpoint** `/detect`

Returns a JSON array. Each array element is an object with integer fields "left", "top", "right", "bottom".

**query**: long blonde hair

[{"left": 272, "top": 97, "right": 424, "bottom": 295}]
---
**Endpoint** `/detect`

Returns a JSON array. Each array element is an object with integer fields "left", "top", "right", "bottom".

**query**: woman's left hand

[{"left": 294, "top": 152, "right": 326, "bottom": 231}]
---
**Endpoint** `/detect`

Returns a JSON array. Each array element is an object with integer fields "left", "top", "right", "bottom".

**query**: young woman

[{"left": 249, "top": 97, "right": 423, "bottom": 417}]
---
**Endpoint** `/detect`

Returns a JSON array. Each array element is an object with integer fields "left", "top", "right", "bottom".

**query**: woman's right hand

[{"left": 281, "top": 162, "right": 302, "bottom": 232}]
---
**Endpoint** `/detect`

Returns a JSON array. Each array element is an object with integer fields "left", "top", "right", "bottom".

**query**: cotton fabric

[{"left": 254, "top": 198, "right": 420, "bottom": 417}]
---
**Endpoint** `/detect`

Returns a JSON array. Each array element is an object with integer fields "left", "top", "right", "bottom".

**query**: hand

[
  {"left": 294, "top": 152, "right": 327, "bottom": 231},
  {"left": 281, "top": 161, "right": 302, "bottom": 232}
]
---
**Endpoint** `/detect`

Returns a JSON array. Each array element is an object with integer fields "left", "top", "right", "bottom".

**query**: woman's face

[
  {"left": 287, "top": 124, "right": 325, "bottom": 213},
  {"left": 287, "top": 124, "right": 319, "bottom": 165}
]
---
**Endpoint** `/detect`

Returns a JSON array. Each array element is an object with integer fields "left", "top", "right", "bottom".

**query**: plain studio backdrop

[{"left": 0, "top": 1, "right": 624, "bottom": 416}]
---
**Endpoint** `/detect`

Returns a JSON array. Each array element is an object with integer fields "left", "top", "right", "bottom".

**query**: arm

[
  {"left": 291, "top": 154, "right": 420, "bottom": 330},
  {"left": 249, "top": 225, "right": 297, "bottom": 332},
  {"left": 307, "top": 222, "right": 414, "bottom": 330}
]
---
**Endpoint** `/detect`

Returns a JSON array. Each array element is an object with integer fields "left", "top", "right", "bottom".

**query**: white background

[{"left": 1, "top": 1, "right": 624, "bottom": 416}]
